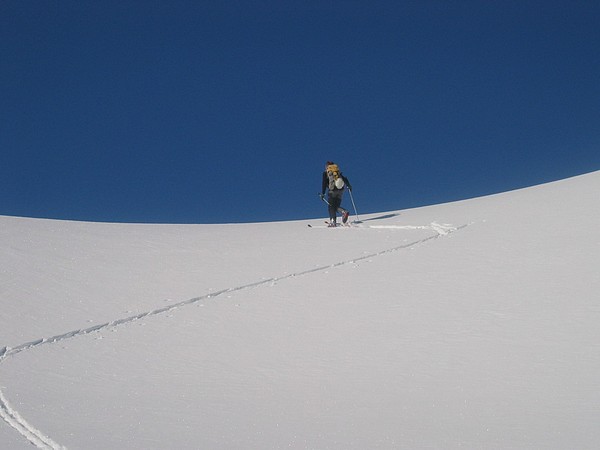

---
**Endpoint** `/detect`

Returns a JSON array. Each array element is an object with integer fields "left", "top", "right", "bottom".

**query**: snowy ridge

[
  {"left": 0, "top": 221, "right": 465, "bottom": 449},
  {"left": 2, "top": 171, "right": 598, "bottom": 449}
]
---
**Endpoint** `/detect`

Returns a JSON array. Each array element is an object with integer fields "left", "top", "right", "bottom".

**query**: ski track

[
  {"left": 0, "top": 221, "right": 467, "bottom": 449},
  {"left": 0, "top": 389, "right": 65, "bottom": 450}
]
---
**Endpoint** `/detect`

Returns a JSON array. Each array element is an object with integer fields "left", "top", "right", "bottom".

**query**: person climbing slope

[{"left": 320, "top": 161, "right": 352, "bottom": 227}]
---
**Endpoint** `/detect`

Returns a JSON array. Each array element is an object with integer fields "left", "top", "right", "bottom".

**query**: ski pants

[{"left": 327, "top": 190, "right": 347, "bottom": 221}]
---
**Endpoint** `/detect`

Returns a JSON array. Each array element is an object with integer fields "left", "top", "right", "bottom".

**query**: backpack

[{"left": 326, "top": 164, "right": 345, "bottom": 190}]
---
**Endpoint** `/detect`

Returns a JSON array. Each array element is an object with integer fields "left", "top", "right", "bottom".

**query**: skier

[{"left": 320, "top": 161, "right": 352, "bottom": 227}]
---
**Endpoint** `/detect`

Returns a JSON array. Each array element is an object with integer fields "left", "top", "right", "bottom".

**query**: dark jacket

[{"left": 322, "top": 171, "right": 351, "bottom": 196}]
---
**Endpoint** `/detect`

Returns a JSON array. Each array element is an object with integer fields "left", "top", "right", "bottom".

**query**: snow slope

[{"left": 1, "top": 171, "right": 599, "bottom": 449}]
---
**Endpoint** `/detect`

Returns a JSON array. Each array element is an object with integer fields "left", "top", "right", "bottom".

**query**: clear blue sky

[{"left": 2, "top": 1, "right": 599, "bottom": 223}]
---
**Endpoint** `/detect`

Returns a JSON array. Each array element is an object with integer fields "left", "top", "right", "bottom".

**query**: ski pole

[
  {"left": 348, "top": 188, "right": 360, "bottom": 222},
  {"left": 318, "top": 193, "right": 330, "bottom": 205}
]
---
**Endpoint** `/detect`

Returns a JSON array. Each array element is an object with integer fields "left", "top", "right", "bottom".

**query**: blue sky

[{"left": 2, "top": 1, "right": 599, "bottom": 223}]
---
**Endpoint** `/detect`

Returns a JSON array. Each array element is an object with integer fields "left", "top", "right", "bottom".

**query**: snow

[{"left": 1, "top": 171, "right": 599, "bottom": 449}]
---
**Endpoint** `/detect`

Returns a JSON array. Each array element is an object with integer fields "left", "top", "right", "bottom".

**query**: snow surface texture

[{"left": 1, "top": 171, "right": 599, "bottom": 449}]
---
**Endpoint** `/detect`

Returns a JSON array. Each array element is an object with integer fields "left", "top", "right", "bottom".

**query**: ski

[{"left": 307, "top": 221, "right": 353, "bottom": 228}]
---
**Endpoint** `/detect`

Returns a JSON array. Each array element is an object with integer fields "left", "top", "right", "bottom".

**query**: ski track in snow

[
  {"left": 0, "top": 221, "right": 466, "bottom": 449},
  {"left": 0, "top": 389, "right": 65, "bottom": 450}
]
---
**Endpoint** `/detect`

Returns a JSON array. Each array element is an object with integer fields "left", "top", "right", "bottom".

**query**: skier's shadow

[{"left": 354, "top": 213, "right": 400, "bottom": 224}]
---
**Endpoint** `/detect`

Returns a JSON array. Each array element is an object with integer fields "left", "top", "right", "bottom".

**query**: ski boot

[{"left": 342, "top": 210, "right": 350, "bottom": 224}]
